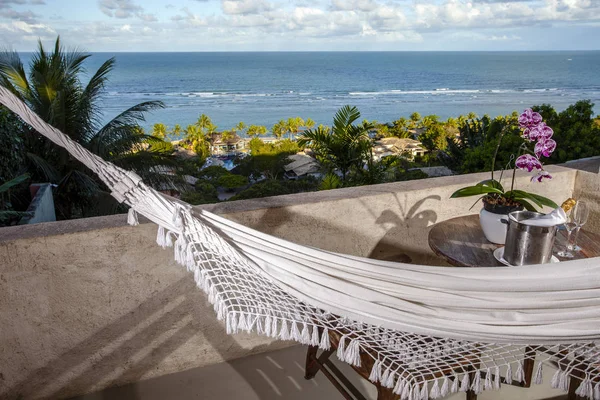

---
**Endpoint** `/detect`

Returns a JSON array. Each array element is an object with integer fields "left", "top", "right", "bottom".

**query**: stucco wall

[{"left": 0, "top": 165, "right": 579, "bottom": 400}]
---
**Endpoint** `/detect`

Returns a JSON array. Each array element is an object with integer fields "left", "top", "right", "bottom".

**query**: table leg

[{"left": 305, "top": 345, "right": 320, "bottom": 380}]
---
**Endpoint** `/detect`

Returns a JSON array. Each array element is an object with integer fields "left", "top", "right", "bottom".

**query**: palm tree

[
  {"left": 298, "top": 105, "right": 373, "bottom": 182},
  {"left": 184, "top": 124, "right": 210, "bottom": 159},
  {"left": 271, "top": 120, "right": 287, "bottom": 139},
  {"left": 0, "top": 37, "right": 176, "bottom": 219},
  {"left": 247, "top": 124, "right": 267, "bottom": 138},
  {"left": 304, "top": 118, "right": 315, "bottom": 130},
  {"left": 171, "top": 123, "right": 182, "bottom": 139},
  {"left": 152, "top": 123, "right": 168, "bottom": 139},
  {"left": 285, "top": 117, "right": 304, "bottom": 140},
  {"left": 235, "top": 121, "right": 246, "bottom": 136}
]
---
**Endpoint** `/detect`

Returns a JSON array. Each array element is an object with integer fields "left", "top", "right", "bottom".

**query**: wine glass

[
  {"left": 572, "top": 201, "right": 590, "bottom": 252},
  {"left": 557, "top": 221, "right": 578, "bottom": 258}
]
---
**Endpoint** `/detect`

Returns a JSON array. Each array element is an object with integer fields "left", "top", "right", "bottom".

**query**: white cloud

[
  {"left": 4, "top": 0, "right": 600, "bottom": 51},
  {"left": 222, "top": 0, "right": 273, "bottom": 15},
  {"left": 99, "top": 0, "right": 157, "bottom": 22}
]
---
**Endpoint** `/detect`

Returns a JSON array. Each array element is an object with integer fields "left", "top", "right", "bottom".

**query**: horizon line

[{"left": 13, "top": 49, "right": 600, "bottom": 53}]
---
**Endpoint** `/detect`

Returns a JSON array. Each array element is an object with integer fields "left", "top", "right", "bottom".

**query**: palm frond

[
  {"left": 25, "top": 152, "right": 60, "bottom": 182},
  {"left": 0, "top": 50, "right": 30, "bottom": 98},
  {"left": 333, "top": 105, "right": 361, "bottom": 135},
  {"left": 78, "top": 58, "right": 114, "bottom": 138}
]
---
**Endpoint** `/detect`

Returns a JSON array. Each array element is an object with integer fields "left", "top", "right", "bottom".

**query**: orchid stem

[{"left": 491, "top": 125, "right": 505, "bottom": 182}]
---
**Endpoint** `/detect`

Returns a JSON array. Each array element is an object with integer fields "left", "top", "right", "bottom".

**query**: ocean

[{"left": 19, "top": 51, "right": 600, "bottom": 134}]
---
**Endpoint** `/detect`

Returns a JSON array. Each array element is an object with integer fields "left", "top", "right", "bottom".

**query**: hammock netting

[{"left": 2, "top": 86, "right": 600, "bottom": 400}]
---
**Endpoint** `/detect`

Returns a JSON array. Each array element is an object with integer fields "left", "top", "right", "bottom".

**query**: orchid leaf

[
  {"left": 517, "top": 199, "right": 538, "bottom": 212},
  {"left": 508, "top": 190, "right": 558, "bottom": 209},
  {"left": 523, "top": 192, "right": 558, "bottom": 209},
  {"left": 450, "top": 185, "right": 503, "bottom": 198},
  {"left": 476, "top": 179, "right": 504, "bottom": 191}
]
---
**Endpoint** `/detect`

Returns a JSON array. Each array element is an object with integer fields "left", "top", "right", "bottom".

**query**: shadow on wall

[
  {"left": 367, "top": 194, "right": 441, "bottom": 264},
  {"left": 3, "top": 276, "right": 277, "bottom": 400}
]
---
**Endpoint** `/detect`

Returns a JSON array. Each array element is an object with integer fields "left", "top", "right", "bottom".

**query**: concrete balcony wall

[{"left": 0, "top": 165, "right": 581, "bottom": 400}]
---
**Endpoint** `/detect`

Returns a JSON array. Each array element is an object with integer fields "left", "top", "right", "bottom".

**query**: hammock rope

[{"left": 2, "top": 86, "right": 599, "bottom": 400}]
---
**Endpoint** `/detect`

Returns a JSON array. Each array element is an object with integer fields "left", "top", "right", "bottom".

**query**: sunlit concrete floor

[{"left": 70, "top": 345, "right": 569, "bottom": 400}]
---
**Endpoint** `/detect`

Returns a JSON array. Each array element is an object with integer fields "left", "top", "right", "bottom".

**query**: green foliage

[
  {"left": 319, "top": 173, "right": 342, "bottom": 190},
  {"left": 298, "top": 105, "right": 372, "bottom": 182},
  {"left": 534, "top": 101, "right": 600, "bottom": 164},
  {"left": 0, "top": 37, "right": 177, "bottom": 219},
  {"left": 0, "top": 174, "right": 31, "bottom": 225},
  {"left": 217, "top": 174, "right": 248, "bottom": 190},
  {"left": 249, "top": 138, "right": 299, "bottom": 156},
  {"left": 148, "top": 139, "right": 174, "bottom": 154},
  {"left": 180, "top": 180, "right": 219, "bottom": 205},
  {"left": 247, "top": 124, "right": 267, "bottom": 137},
  {"left": 198, "top": 165, "right": 229, "bottom": 182},
  {"left": 151, "top": 123, "right": 168, "bottom": 139},
  {"left": 0, "top": 106, "right": 25, "bottom": 182}
]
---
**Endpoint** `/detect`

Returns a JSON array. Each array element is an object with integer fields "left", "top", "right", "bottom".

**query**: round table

[{"left": 428, "top": 214, "right": 600, "bottom": 267}]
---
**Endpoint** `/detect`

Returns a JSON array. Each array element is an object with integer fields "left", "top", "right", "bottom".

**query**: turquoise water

[{"left": 19, "top": 51, "right": 600, "bottom": 131}]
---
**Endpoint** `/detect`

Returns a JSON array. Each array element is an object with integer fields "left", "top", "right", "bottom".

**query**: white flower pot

[{"left": 479, "top": 208, "right": 510, "bottom": 244}]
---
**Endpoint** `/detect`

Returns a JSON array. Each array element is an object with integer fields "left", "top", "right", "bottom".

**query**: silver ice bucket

[{"left": 504, "top": 211, "right": 559, "bottom": 266}]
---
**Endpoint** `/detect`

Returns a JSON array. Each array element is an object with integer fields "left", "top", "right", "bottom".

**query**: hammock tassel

[
  {"left": 165, "top": 231, "right": 174, "bottom": 247},
  {"left": 291, "top": 321, "right": 301, "bottom": 342},
  {"left": 336, "top": 335, "right": 347, "bottom": 362},
  {"left": 451, "top": 374, "right": 459, "bottom": 393},
  {"left": 384, "top": 368, "right": 395, "bottom": 388},
  {"left": 494, "top": 366, "right": 501, "bottom": 390},
  {"left": 460, "top": 372, "right": 470, "bottom": 392},
  {"left": 235, "top": 312, "right": 246, "bottom": 332},
  {"left": 575, "top": 378, "right": 589, "bottom": 398},
  {"left": 559, "top": 369, "right": 569, "bottom": 391},
  {"left": 515, "top": 360, "right": 525, "bottom": 384},
  {"left": 484, "top": 368, "right": 493, "bottom": 391},
  {"left": 264, "top": 315, "right": 272, "bottom": 337},
  {"left": 430, "top": 379, "right": 440, "bottom": 398},
  {"left": 551, "top": 368, "right": 561, "bottom": 389},
  {"left": 420, "top": 381, "right": 429, "bottom": 400},
  {"left": 505, "top": 363, "right": 513, "bottom": 385},
  {"left": 440, "top": 376, "right": 449, "bottom": 396},
  {"left": 226, "top": 312, "right": 238, "bottom": 334},
  {"left": 319, "top": 328, "right": 330, "bottom": 350},
  {"left": 279, "top": 319, "right": 290, "bottom": 340},
  {"left": 310, "top": 325, "right": 320, "bottom": 346},
  {"left": 401, "top": 379, "right": 410, "bottom": 399},
  {"left": 301, "top": 323, "right": 311, "bottom": 344},
  {"left": 594, "top": 382, "right": 600, "bottom": 400},
  {"left": 156, "top": 226, "right": 167, "bottom": 248},
  {"left": 216, "top": 301, "right": 225, "bottom": 321},
  {"left": 380, "top": 365, "right": 390, "bottom": 386},
  {"left": 368, "top": 359, "right": 381, "bottom": 382},
  {"left": 344, "top": 338, "right": 361, "bottom": 367},
  {"left": 127, "top": 207, "right": 139, "bottom": 226},
  {"left": 533, "top": 362, "right": 543, "bottom": 385},
  {"left": 174, "top": 234, "right": 187, "bottom": 265},
  {"left": 393, "top": 376, "right": 405, "bottom": 396},
  {"left": 471, "top": 370, "right": 482, "bottom": 394}
]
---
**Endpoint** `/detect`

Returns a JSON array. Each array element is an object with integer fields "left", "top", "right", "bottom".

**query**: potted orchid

[{"left": 451, "top": 109, "right": 559, "bottom": 244}]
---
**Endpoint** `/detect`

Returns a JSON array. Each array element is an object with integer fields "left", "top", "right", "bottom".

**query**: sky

[{"left": 0, "top": 0, "right": 599, "bottom": 51}]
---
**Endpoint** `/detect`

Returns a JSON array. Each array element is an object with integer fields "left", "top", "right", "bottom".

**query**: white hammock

[{"left": 2, "top": 86, "right": 599, "bottom": 400}]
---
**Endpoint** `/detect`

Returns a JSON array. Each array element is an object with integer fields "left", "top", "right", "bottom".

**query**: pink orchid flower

[
  {"left": 515, "top": 154, "right": 543, "bottom": 172},
  {"left": 518, "top": 108, "right": 543, "bottom": 129},
  {"left": 531, "top": 170, "right": 552, "bottom": 182},
  {"left": 534, "top": 138, "right": 557, "bottom": 158},
  {"left": 527, "top": 122, "right": 554, "bottom": 142}
]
